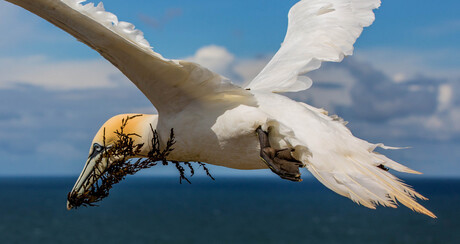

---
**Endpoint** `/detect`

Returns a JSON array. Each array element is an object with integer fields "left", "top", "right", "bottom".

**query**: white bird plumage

[
  {"left": 244, "top": 0, "right": 381, "bottom": 92},
  {"left": 4, "top": 0, "right": 436, "bottom": 217}
]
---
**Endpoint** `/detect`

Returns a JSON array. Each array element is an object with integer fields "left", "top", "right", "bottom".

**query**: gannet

[{"left": 4, "top": 0, "right": 436, "bottom": 218}]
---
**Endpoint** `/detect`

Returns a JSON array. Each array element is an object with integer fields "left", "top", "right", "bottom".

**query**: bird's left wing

[{"left": 6, "top": 0, "right": 253, "bottom": 113}]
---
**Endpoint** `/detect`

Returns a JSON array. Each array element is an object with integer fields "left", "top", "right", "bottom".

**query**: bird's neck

[
  {"left": 131, "top": 114, "right": 159, "bottom": 157},
  {"left": 96, "top": 113, "right": 159, "bottom": 158}
]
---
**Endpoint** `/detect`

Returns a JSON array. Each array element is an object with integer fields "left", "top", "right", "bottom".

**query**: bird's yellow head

[{"left": 67, "top": 113, "right": 158, "bottom": 210}]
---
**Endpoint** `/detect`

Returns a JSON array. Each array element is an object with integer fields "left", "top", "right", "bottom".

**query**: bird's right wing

[
  {"left": 5, "top": 0, "right": 254, "bottom": 114},
  {"left": 244, "top": 0, "right": 381, "bottom": 93}
]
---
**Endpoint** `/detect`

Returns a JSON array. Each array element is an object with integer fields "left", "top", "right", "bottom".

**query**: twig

[{"left": 67, "top": 115, "right": 215, "bottom": 208}]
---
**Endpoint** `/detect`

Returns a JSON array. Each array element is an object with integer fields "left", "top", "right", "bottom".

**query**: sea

[{"left": 0, "top": 177, "right": 458, "bottom": 243}]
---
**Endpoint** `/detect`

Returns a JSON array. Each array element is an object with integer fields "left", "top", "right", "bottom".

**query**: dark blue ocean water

[{"left": 0, "top": 177, "right": 458, "bottom": 243}]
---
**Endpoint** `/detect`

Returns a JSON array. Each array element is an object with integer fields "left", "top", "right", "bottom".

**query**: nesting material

[{"left": 67, "top": 116, "right": 214, "bottom": 208}]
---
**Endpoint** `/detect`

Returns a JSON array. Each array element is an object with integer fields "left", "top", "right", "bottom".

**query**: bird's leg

[{"left": 256, "top": 126, "right": 303, "bottom": 182}]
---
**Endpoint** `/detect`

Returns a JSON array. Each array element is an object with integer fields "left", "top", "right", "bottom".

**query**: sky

[{"left": 0, "top": 0, "right": 459, "bottom": 177}]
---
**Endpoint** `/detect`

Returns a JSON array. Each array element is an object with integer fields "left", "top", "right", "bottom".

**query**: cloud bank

[{"left": 0, "top": 44, "right": 459, "bottom": 176}]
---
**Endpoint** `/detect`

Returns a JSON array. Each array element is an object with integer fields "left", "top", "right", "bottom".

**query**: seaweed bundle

[{"left": 67, "top": 116, "right": 214, "bottom": 208}]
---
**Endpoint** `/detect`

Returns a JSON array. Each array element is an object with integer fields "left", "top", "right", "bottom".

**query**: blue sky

[
  {"left": 0, "top": 0, "right": 459, "bottom": 177},
  {"left": 2, "top": 0, "right": 459, "bottom": 59}
]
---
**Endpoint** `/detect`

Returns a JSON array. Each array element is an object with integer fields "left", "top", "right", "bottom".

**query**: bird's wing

[
  {"left": 244, "top": 0, "right": 381, "bottom": 93},
  {"left": 6, "top": 0, "right": 254, "bottom": 113}
]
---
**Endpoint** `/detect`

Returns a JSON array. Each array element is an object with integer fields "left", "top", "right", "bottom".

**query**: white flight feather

[
  {"left": 244, "top": 0, "right": 381, "bottom": 93},
  {"left": 62, "top": 0, "right": 155, "bottom": 53}
]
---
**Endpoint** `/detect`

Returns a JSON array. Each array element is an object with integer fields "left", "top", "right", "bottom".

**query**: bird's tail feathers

[
  {"left": 304, "top": 147, "right": 436, "bottom": 218},
  {"left": 262, "top": 116, "right": 435, "bottom": 218}
]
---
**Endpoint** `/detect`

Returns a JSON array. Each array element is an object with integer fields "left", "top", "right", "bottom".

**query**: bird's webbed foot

[{"left": 256, "top": 126, "right": 303, "bottom": 182}]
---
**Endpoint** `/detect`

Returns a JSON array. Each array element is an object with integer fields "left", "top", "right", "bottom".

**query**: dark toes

[
  {"left": 274, "top": 158, "right": 302, "bottom": 182},
  {"left": 260, "top": 155, "right": 303, "bottom": 182},
  {"left": 280, "top": 175, "right": 303, "bottom": 182},
  {"left": 256, "top": 128, "right": 303, "bottom": 182},
  {"left": 275, "top": 149, "right": 295, "bottom": 160},
  {"left": 275, "top": 149, "right": 303, "bottom": 167},
  {"left": 279, "top": 172, "right": 303, "bottom": 182}
]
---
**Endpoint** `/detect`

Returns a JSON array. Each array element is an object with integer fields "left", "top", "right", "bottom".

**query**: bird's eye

[
  {"left": 94, "top": 143, "right": 103, "bottom": 152},
  {"left": 88, "top": 143, "right": 104, "bottom": 159}
]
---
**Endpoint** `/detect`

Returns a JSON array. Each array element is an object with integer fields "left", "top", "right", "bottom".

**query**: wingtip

[{"left": 423, "top": 210, "right": 437, "bottom": 219}]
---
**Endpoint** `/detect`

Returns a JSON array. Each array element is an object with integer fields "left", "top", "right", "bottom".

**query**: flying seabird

[{"left": 4, "top": 0, "right": 436, "bottom": 217}]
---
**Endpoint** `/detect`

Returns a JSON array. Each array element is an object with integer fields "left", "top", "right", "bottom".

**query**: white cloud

[
  {"left": 390, "top": 109, "right": 460, "bottom": 142},
  {"left": 233, "top": 57, "right": 270, "bottom": 83},
  {"left": 438, "top": 84, "right": 453, "bottom": 112},
  {"left": 185, "top": 45, "right": 272, "bottom": 85},
  {"left": 393, "top": 73, "right": 407, "bottom": 83},
  {"left": 185, "top": 45, "right": 235, "bottom": 77},
  {"left": 0, "top": 56, "right": 122, "bottom": 90}
]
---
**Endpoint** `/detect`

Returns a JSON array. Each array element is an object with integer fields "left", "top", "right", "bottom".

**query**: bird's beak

[{"left": 67, "top": 153, "right": 110, "bottom": 210}]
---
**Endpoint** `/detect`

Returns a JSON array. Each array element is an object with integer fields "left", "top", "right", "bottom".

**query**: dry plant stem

[{"left": 67, "top": 115, "right": 215, "bottom": 209}]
